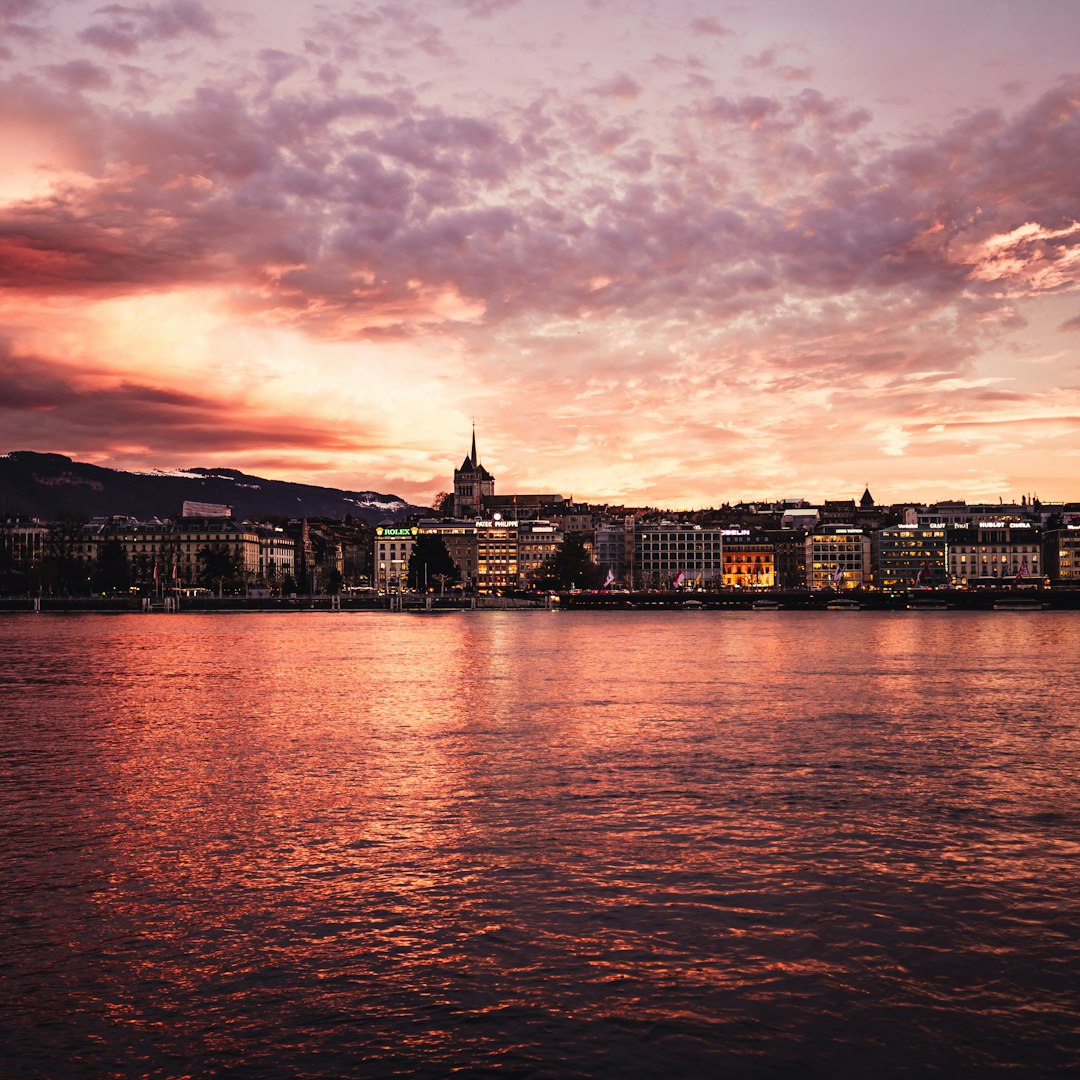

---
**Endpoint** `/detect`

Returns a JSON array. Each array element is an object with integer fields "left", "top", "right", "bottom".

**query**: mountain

[{"left": 0, "top": 452, "right": 428, "bottom": 524}]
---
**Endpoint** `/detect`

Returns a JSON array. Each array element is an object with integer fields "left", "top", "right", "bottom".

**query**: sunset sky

[{"left": 2, "top": 0, "right": 1079, "bottom": 508}]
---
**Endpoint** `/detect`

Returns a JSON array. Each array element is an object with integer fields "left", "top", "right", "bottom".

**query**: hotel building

[
  {"left": 947, "top": 522, "right": 1042, "bottom": 587},
  {"left": 720, "top": 529, "right": 775, "bottom": 588}
]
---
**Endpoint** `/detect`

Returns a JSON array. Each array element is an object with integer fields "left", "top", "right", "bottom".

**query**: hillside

[{"left": 0, "top": 452, "right": 426, "bottom": 524}]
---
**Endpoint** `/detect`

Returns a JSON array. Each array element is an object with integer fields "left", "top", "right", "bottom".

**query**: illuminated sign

[
  {"left": 376, "top": 527, "right": 417, "bottom": 537},
  {"left": 721, "top": 529, "right": 751, "bottom": 537}
]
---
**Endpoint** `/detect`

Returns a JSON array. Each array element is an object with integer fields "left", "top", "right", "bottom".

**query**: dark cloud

[
  {"left": 589, "top": 73, "right": 642, "bottom": 101},
  {"left": 78, "top": 0, "right": 219, "bottom": 56},
  {"left": 0, "top": 341, "right": 378, "bottom": 457},
  {"left": 689, "top": 16, "right": 732, "bottom": 38},
  {"left": 455, "top": 0, "right": 522, "bottom": 15},
  {"left": 44, "top": 59, "right": 113, "bottom": 92},
  {"left": 1059, "top": 314, "right": 1080, "bottom": 332}
]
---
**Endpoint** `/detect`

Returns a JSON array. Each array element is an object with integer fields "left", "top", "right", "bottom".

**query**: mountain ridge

[{"left": 0, "top": 452, "right": 427, "bottom": 524}]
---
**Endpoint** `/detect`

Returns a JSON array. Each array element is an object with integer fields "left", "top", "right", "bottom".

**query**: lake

[{"left": 2, "top": 610, "right": 1078, "bottom": 1077}]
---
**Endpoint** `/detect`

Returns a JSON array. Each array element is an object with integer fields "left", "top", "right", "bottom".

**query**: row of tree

[
  {"left": 405, "top": 534, "right": 603, "bottom": 592},
  {"left": 0, "top": 540, "right": 266, "bottom": 598}
]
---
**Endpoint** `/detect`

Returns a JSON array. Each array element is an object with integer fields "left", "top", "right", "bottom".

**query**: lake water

[{"left": 2, "top": 610, "right": 1078, "bottom": 1078}]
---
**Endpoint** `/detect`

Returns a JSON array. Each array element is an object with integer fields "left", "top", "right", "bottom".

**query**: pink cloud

[
  {"left": 589, "top": 73, "right": 643, "bottom": 101},
  {"left": 78, "top": 0, "right": 219, "bottom": 56},
  {"left": 0, "top": 339, "right": 384, "bottom": 460},
  {"left": 689, "top": 16, "right": 732, "bottom": 38}
]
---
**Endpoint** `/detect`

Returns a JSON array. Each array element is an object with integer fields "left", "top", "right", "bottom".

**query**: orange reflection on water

[{"left": 3, "top": 610, "right": 1079, "bottom": 1076}]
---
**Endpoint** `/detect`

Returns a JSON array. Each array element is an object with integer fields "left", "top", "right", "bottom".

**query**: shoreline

[{"left": 3, "top": 588, "right": 1080, "bottom": 614}]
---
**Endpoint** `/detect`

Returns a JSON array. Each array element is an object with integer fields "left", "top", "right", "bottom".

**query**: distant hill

[{"left": 0, "top": 452, "right": 427, "bottom": 524}]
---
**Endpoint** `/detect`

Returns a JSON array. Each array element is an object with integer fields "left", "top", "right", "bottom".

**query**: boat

[
  {"left": 906, "top": 600, "right": 948, "bottom": 611},
  {"left": 751, "top": 600, "right": 781, "bottom": 611},
  {"left": 826, "top": 598, "right": 862, "bottom": 610},
  {"left": 993, "top": 597, "right": 1044, "bottom": 611}
]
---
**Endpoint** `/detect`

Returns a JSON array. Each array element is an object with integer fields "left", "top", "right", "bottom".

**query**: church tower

[{"left": 453, "top": 425, "right": 495, "bottom": 518}]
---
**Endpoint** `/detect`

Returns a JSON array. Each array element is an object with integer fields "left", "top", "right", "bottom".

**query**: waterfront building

[
  {"left": 875, "top": 525, "right": 949, "bottom": 589},
  {"left": 1046, "top": 523, "right": 1080, "bottom": 584},
  {"left": 417, "top": 519, "right": 478, "bottom": 589},
  {"left": 80, "top": 516, "right": 264, "bottom": 590},
  {"left": 594, "top": 517, "right": 634, "bottom": 585},
  {"left": 947, "top": 521, "right": 1043, "bottom": 587},
  {"left": 517, "top": 520, "right": 562, "bottom": 587},
  {"left": 806, "top": 526, "right": 873, "bottom": 590},
  {"left": 417, "top": 516, "right": 561, "bottom": 592},
  {"left": 374, "top": 524, "right": 417, "bottom": 593},
  {"left": 719, "top": 529, "right": 775, "bottom": 588},
  {"left": 761, "top": 528, "right": 808, "bottom": 590},
  {"left": 453, "top": 428, "right": 495, "bottom": 518},
  {"left": 476, "top": 518, "right": 518, "bottom": 592},
  {"left": 259, "top": 527, "right": 298, "bottom": 588},
  {"left": 0, "top": 519, "right": 49, "bottom": 568},
  {"left": 634, "top": 522, "right": 725, "bottom": 589}
]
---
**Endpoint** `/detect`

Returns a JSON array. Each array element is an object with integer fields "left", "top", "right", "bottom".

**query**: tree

[
  {"left": 196, "top": 545, "right": 242, "bottom": 596},
  {"left": 432, "top": 491, "right": 454, "bottom": 515},
  {"left": 545, "top": 534, "right": 603, "bottom": 590},
  {"left": 407, "top": 535, "right": 459, "bottom": 591},
  {"left": 38, "top": 521, "right": 90, "bottom": 596},
  {"left": 93, "top": 539, "right": 130, "bottom": 595}
]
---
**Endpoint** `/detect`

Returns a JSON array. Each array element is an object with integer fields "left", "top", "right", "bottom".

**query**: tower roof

[{"left": 860, "top": 485, "right": 874, "bottom": 508}]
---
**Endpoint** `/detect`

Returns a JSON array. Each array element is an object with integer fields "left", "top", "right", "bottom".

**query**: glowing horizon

[{"left": 2, "top": 0, "right": 1080, "bottom": 510}]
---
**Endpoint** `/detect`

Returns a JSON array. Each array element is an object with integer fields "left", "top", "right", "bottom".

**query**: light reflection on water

[{"left": 1, "top": 611, "right": 1079, "bottom": 1078}]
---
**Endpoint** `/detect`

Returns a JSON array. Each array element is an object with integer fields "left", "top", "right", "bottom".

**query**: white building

[{"left": 374, "top": 525, "right": 417, "bottom": 592}]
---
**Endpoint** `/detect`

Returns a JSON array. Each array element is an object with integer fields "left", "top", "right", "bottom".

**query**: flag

[
  {"left": 603, "top": 568, "right": 615, "bottom": 588},
  {"left": 831, "top": 563, "right": 843, "bottom": 584},
  {"left": 1015, "top": 558, "right": 1029, "bottom": 582},
  {"left": 916, "top": 561, "right": 930, "bottom": 585},
  {"left": 171, "top": 555, "right": 178, "bottom": 581},
  {"left": 673, "top": 570, "right": 685, "bottom": 588},
  {"left": 153, "top": 560, "right": 158, "bottom": 583}
]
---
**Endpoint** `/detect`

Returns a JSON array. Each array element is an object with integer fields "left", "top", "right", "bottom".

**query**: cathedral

[{"left": 452, "top": 427, "right": 495, "bottom": 518}]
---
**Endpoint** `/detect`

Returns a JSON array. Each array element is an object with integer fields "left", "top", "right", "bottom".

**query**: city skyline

[{"left": 2, "top": 1, "right": 1080, "bottom": 509}]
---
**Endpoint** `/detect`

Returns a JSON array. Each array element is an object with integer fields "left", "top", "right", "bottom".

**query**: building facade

[
  {"left": 874, "top": 525, "right": 949, "bottom": 589},
  {"left": 1046, "top": 524, "right": 1080, "bottom": 584},
  {"left": 633, "top": 523, "right": 726, "bottom": 589},
  {"left": 947, "top": 522, "right": 1042, "bottom": 587},
  {"left": 374, "top": 525, "right": 417, "bottom": 592},
  {"left": 719, "top": 529, "right": 775, "bottom": 588},
  {"left": 806, "top": 526, "right": 873, "bottom": 590}
]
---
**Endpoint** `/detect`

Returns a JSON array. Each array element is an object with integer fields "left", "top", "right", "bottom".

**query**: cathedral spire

[{"left": 471, "top": 422, "right": 478, "bottom": 467}]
